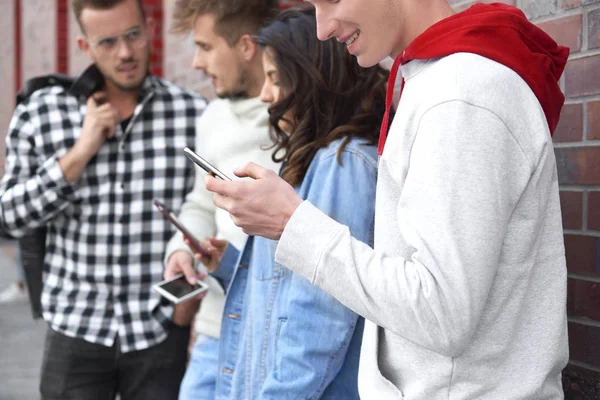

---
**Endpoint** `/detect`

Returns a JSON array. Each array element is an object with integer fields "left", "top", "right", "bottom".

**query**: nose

[
  {"left": 117, "top": 37, "right": 134, "bottom": 59},
  {"left": 259, "top": 81, "right": 273, "bottom": 104},
  {"left": 192, "top": 48, "right": 206, "bottom": 71},
  {"left": 314, "top": 5, "right": 336, "bottom": 41}
]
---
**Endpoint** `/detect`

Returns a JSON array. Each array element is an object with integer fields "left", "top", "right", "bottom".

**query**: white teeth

[{"left": 345, "top": 29, "right": 360, "bottom": 47}]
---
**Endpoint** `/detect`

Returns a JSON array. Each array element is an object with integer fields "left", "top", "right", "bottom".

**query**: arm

[
  {"left": 275, "top": 102, "right": 532, "bottom": 357},
  {"left": 0, "top": 105, "right": 76, "bottom": 236},
  {"left": 261, "top": 148, "right": 377, "bottom": 398}
]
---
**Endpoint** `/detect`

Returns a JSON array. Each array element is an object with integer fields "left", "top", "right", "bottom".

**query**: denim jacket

[{"left": 210, "top": 138, "right": 378, "bottom": 399}]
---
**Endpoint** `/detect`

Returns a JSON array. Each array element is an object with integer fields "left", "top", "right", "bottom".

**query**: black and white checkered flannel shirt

[{"left": 0, "top": 75, "right": 207, "bottom": 352}]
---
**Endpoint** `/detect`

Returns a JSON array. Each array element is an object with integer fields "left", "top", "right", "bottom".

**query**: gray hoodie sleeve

[{"left": 275, "top": 101, "right": 532, "bottom": 357}]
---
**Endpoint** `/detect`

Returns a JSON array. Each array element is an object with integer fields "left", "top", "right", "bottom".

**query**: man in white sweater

[
  {"left": 164, "top": 1, "right": 280, "bottom": 398},
  {"left": 205, "top": 0, "right": 570, "bottom": 398}
]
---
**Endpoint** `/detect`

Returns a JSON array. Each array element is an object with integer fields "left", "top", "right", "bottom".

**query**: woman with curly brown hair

[{"left": 190, "top": 8, "right": 387, "bottom": 398}]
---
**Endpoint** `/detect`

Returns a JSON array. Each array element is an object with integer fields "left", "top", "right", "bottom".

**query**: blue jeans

[{"left": 179, "top": 334, "right": 219, "bottom": 400}]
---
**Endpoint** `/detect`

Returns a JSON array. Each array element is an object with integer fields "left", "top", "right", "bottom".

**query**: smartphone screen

[
  {"left": 153, "top": 273, "right": 208, "bottom": 303},
  {"left": 158, "top": 275, "right": 204, "bottom": 298}
]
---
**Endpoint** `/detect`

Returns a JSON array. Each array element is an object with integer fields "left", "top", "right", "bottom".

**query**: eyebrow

[{"left": 266, "top": 70, "right": 278, "bottom": 80}]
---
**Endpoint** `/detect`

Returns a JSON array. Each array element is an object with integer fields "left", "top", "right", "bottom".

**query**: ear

[
  {"left": 237, "top": 34, "right": 258, "bottom": 62},
  {"left": 76, "top": 35, "right": 94, "bottom": 61}
]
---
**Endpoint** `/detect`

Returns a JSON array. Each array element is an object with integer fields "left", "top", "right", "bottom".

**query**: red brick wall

[
  {"left": 531, "top": 0, "right": 600, "bottom": 378},
  {"left": 56, "top": 0, "right": 68, "bottom": 74},
  {"left": 142, "top": 0, "right": 163, "bottom": 77}
]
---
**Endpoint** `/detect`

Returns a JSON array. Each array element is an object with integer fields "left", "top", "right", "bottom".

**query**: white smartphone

[
  {"left": 184, "top": 147, "right": 232, "bottom": 181},
  {"left": 153, "top": 273, "right": 209, "bottom": 304}
]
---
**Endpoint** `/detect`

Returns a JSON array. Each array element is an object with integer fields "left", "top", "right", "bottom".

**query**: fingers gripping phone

[
  {"left": 184, "top": 147, "right": 232, "bottom": 181},
  {"left": 153, "top": 273, "right": 208, "bottom": 304},
  {"left": 153, "top": 200, "right": 211, "bottom": 257}
]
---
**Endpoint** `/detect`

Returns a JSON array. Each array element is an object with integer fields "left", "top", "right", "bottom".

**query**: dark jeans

[{"left": 40, "top": 324, "right": 190, "bottom": 400}]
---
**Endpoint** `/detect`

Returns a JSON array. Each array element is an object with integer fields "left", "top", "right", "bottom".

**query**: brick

[
  {"left": 568, "top": 278, "right": 600, "bottom": 321},
  {"left": 590, "top": 8, "right": 600, "bottom": 50},
  {"left": 589, "top": 101, "right": 600, "bottom": 140},
  {"left": 565, "top": 55, "right": 600, "bottom": 97},
  {"left": 588, "top": 191, "right": 600, "bottom": 230},
  {"left": 555, "top": 146, "right": 600, "bottom": 184},
  {"left": 537, "top": 14, "right": 582, "bottom": 53},
  {"left": 564, "top": 234, "right": 600, "bottom": 277},
  {"left": 568, "top": 322, "right": 600, "bottom": 366},
  {"left": 521, "top": 0, "right": 558, "bottom": 19},
  {"left": 560, "top": 190, "right": 583, "bottom": 229},
  {"left": 559, "top": 0, "right": 580, "bottom": 9},
  {"left": 554, "top": 103, "right": 583, "bottom": 142}
]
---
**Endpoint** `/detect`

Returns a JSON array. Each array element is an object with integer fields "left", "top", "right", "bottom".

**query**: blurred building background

[{"left": 0, "top": 0, "right": 599, "bottom": 395}]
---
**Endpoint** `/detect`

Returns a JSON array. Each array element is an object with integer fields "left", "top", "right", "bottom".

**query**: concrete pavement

[{"left": 0, "top": 239, "right": 45, "bottom": 400}]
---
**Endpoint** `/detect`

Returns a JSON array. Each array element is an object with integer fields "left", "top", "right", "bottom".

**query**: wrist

[
  {"left": 281, "top": 197, "right": 303, "bottom": 237},
  {"left": 58, "top": 147, "right": 90, "bottom": 183}
]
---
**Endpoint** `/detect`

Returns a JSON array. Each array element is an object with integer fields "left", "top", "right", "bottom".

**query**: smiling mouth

[{"left": 345, "top": 29, "right": 360, "bottom": 47}]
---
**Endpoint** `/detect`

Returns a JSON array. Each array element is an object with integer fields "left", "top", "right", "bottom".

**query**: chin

[
  {"left": 112, "top": 74, "right": 145, "bottom": 92},
  {"left": 356, "top": 53, "right": 383, "bottom": 68}
]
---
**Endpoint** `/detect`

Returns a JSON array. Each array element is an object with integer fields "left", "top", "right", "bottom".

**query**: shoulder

[
  {"left": 313, "top": 138, "right": 378, "bottom": 172},
  {"left": 13, "top": 85, "right": 76, "bottom": 123}
]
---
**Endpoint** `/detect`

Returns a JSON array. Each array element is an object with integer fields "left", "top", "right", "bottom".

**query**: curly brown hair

[{"left": 254, "top": 8, "right": 388, "bottom": 187}]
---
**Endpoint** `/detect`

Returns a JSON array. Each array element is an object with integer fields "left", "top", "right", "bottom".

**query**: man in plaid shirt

[{"left": 0, "top": 0, "right": 206, "bottom": 398}]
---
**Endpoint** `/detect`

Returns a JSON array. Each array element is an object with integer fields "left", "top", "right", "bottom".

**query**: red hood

[{"left": 379, "top": 3, "right": 569, "bottom": 154}]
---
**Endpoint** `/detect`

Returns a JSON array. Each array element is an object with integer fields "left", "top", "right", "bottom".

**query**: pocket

[{"left": 250, "top": 239, "right": 288, "bottom": 281}]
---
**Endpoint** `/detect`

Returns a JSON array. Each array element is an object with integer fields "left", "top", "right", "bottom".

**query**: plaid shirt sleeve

[{"left": 0, "top": 96, "right": 78, "bottom": 237}]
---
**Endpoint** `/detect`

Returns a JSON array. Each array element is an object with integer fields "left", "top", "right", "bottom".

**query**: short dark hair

[
  {"left": 171, "top": 0, "right": 279, "bottom": 46},
  {"left": 72, "top": 0, "right": 146, "bottom": 33}
]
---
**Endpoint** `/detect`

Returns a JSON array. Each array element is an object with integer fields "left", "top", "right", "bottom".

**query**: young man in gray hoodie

[{"left": 203, "top": 0, "right": 570, "bottom": 398}]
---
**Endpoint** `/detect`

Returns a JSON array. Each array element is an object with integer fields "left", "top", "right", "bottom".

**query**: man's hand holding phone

[
  {"left": 165, "top": 251, "right": 207, "bottom": 326},
  {"left": 184, "top": 236, "right": 228, "bottom": 272}
]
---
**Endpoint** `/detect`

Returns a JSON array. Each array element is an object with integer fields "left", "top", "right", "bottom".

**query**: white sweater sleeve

[{"left": 275, "top": 101, "right": 532, "bottom": 357}]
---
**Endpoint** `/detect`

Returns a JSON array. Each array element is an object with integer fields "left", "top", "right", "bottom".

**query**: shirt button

[
  {"left": 222, "top": 368, "right": 234, "bottom": 374},
  {"left": 227, "top": 313, "right": 241, "bottom": 320}
]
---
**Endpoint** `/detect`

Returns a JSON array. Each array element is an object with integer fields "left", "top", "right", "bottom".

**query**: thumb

[
  {"left": 179, "top": 259, "right": 198, "bottom": 285},
  {"left": 234, "top": 162, "right": 270, "bottom": 180}
]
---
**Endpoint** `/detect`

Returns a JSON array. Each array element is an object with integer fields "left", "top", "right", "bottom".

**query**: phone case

[{"left": 153, "top": 200, "right": 212, "bottom": 257}]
